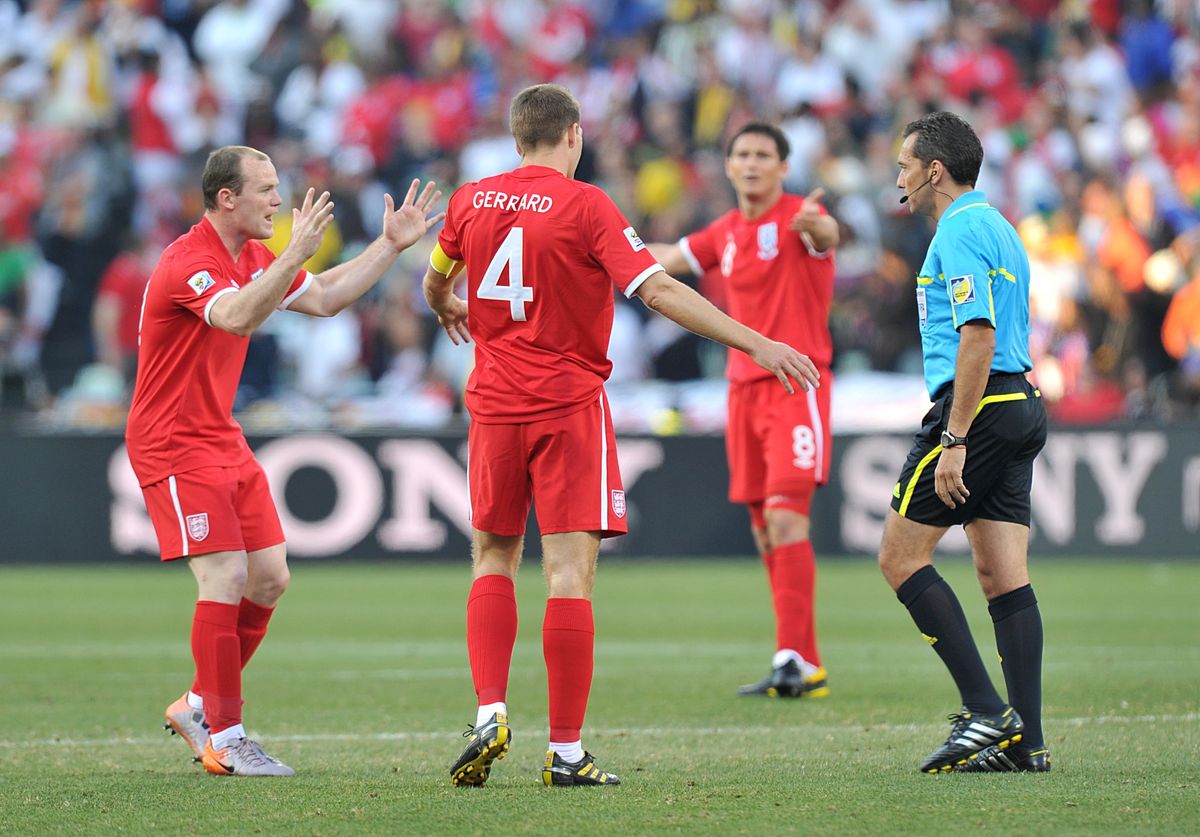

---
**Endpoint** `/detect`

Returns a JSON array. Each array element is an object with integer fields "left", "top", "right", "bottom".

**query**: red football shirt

[
  {"left": 681, "top": 192, "right": 834, "bottom": 382},
  {"left": 437, "top": 165, "right": 662, "bottom": 422},
  {"left": 125, "top": 216, "right": 311, "bottom": 486}
]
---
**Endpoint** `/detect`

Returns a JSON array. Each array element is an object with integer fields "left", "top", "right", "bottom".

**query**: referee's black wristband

[{"left": 939, "top": 430, "right": 968, "bottom": 448}]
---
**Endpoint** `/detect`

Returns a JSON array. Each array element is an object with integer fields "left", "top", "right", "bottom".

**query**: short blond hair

[
  {"left": 509, "top": 84, "right": 580, "bottom": 152},
  {"left": 202, "top": 146, "right": 270, "bottom": 210}
]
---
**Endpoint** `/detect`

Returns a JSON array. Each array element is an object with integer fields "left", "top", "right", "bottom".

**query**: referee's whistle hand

[{"left": 934, "top": 447, "right": 970, "bottom": 508}]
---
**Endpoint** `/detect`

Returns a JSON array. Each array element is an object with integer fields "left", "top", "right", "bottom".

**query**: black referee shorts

[{"left": 890, "top": 373, "right": 1047, "bottom": 528}]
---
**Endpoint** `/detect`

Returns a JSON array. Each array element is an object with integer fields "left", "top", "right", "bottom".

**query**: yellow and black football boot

[
  {"left": 450, "top": 712, "right": 511, "bottom": 787},
  {"left": 542, "top": 750, "right": 620, "bottom": 786},
  {"left": 955, "top": 743, "right": 1051, "bottom": 773},
  {"left": 920, "top": 706, "right": 1024, "bottom": 773},
  {"left": 737, "top": 659, "right": 830, "bottom": 698}
]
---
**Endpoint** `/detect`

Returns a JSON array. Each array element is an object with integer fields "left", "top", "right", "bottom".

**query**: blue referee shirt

[{"left": 915, "top": 190, "right": 1032, "bottom": 399}]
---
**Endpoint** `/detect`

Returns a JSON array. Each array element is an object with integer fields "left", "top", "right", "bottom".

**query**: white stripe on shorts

[
  {"left": 598, "top": 394, "right": 608, "bottom": 531},
  {"left": 465, "top": 436, "right": 472, "bottom": 525},
  {"left": 168, "top": 475, "right": 188, "bottom": 558},
  {"left": 806, "top": 385, "right": 824, "bottom": 478}
]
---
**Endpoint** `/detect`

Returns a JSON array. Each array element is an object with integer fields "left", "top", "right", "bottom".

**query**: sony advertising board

[{"left": 1, "top": 428, "right": 1197, "bottom": 562}]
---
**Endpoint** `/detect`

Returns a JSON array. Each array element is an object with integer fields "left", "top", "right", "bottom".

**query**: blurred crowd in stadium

[{"left": 1, "top": 0, "right": 1199, "bottom": 431}]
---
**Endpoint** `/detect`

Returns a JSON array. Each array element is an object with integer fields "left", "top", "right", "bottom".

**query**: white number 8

[
  {"left": 478, "top": 226, "right": 533, "bottom": 321},
  {"left": 792, "top": 425, "right": 816, "bottom": 470}
]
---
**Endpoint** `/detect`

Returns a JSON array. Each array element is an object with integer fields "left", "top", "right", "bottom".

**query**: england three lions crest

[
  {"left": 611, "top": 490, "right": 626, "bottom": 519},
  {"left": 186, "top": 512, "right": 210, "bottom": 542},
  {"left": 757, "top": 222, "right": 779, "bottom": 260}
]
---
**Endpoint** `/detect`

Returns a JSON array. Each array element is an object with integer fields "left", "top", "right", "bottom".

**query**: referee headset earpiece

[
  {"left": 899, "top": 164, "right": 936, "bottom": 205},
  {"left": 928, "top": 162, "right": 956, "bottom": 202}
]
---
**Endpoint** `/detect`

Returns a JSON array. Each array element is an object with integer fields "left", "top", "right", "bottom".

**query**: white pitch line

[{"left": 2, "top": 712, "right": 1195, "bottom": 750}]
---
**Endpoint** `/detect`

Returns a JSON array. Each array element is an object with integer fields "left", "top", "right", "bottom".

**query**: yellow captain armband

[{"left": 430, "top": 242, "right": 461, "bottom": 277}]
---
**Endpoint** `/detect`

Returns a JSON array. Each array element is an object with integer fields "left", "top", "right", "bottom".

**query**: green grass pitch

[{"left": 1, "top": 557, "right": 1197, "bottom": 835}]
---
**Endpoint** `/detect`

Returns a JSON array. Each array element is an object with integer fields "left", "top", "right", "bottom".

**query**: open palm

[{"left": 383, "top": 179, "right": 445, "bottom": 251}]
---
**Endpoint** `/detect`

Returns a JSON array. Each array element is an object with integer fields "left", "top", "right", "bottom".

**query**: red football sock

[
  {"left": 189, "top": 598, "right": 274, "bottom": 696},
  {"left": 760, "top": 544, "right": 776, "bottom": 582},
  {"left": 770, "top": 541, "right": 821, "bottom": 667},
  {"left": 466, "top": 575, "right": 518, "bottom": 705},
  {"left": 191, "top": 600, "right": 243, "bottom": 734},
  {"left": 237, "top": 597, "right": 275, "bottom": 669},
  {"left": 543, "top": 598, "right": 594, "bottom": 742}
]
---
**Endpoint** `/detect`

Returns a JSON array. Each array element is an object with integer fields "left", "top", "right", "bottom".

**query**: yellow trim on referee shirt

[
  {"left": 987, "top": 275, "right": 995, "bottom": 322},
  {"left": 917, "top": 276, "right": 934, "bottom": 285},
  {"left": 946, "top": 202, "right": 990, "bottom": 220},
  {"left": 897, "top": 388, "right": 1040, "bottom": 517},
  {"left": 988, "top": 267, "right": 1018, "bottom": 284},
  {"left": 430, "top": 242, "right": 459, "bottom": 276}
]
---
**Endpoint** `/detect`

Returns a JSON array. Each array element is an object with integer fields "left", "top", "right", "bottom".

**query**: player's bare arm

[
  {"left": 422, "top": 261, "right": 470, "bottom": 345},
  {"left": 645, "top": 242, "right": 693, "bottom": 276},
  {"left": 209, "top": 188, "right": 334, "bottom": 336},
  {"left": 934, "top": 321, "right": 995, "bottom": 508},
  {"left": 787, "top": 187, "right": 840, "bottom": 252},
  {"left": 633, "top": 271, "right": 820, "bottom": 393},
  {"left": 288, "top": 179, "right": 444, "bottom": 318}
]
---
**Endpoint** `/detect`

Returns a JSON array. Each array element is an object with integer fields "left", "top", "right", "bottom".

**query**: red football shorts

[
  {"left": 141, "top": 458, "right": 285, "bottom": 561},
  {"left": 468, "top": 393, "right": 627, "bottom": 538},
  {"left": 726, "top": 373, "right": 833, "bottom": 507}
]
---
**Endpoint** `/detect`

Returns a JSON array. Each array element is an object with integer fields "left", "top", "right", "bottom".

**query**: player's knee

[
  {"left": 263, "top": 565, "right": 291, "bottom": 603},
  {"left": 763, "top": 494, "right": 813, "bottom": 546},
  {"left": 544, "top": 562, "right": 593, "bottom": 598},
  {"left": 244, "top": 566, "right": 289, "bottom": 605},
  {"left": 877, "top": 540, "right": 914, "bottom": 590},
  {"left": 973, "top": 560, "right": 1026, "bottom": 600},
  {"left": 207, "top": 563, "right": 249, "bottom": 602}
]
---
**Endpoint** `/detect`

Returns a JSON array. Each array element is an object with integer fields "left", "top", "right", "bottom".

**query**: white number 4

[{"left": 478, "top": 226, "right": 533, "bottom": 321}]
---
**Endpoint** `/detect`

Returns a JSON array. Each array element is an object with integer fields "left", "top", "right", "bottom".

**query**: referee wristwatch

[{"left": 940, "top": 430, "right": 968, "bottom": 449}]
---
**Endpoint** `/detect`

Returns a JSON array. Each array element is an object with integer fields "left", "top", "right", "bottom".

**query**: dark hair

[
  {"left": 901, "top": 111, "right": 983, "bottom": 187},
  {"left": 726, "top": 122, "right": 790, "bottom": 161},
  {"left": 202, "top": 145, "right": 270, "bottom": 210},
  {"left": 509, "top": 84, "right": 581, "bottom": 152}
]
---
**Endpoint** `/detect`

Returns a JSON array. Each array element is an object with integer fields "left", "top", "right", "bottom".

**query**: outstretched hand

[
  {"left": 750, "top": 339, "right": 821, "bottom": 394},
  {"left": 287, "top": 188, "right": 335, "bottom": 262},
  {"left": 383, "top": 179, "right": 445, "bottom": 252},
  {"left": 787, "top": 187, "right": 827, "bottom": 235}
]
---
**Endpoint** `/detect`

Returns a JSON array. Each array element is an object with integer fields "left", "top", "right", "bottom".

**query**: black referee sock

[
  {"left": 989, "top": 584, "right": 1044, "bottom": 750},
  {"left": 897, "top": 566, "right": 1006, "bottom": 715}
]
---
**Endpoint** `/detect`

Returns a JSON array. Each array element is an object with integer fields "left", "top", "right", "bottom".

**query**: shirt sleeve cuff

[
  {"left": 678, "top": 237, "right": 704, "bottom": 275},
  {"left": 624, "top": 263, "right": 664, "bottom": 298},
  {"left": 279, "top": 271, "right": 315, "bottom": 310},
  {"left": 203, "top": 287, "right": 239, "bottom": 326},
  {"left": 801, "top": 231, "right": 832, "bottom": 259}
]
